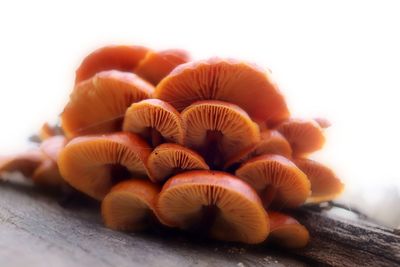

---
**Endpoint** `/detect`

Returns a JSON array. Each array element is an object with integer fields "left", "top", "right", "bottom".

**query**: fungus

[
  {"left": 102, "top": 179, "right": 160, "bottom": 231},
  {"left": 268, "top": 211, "right": 309, "bottom": 248},
  {"left": 154, "top": 58, "right": 289, "bottom": 125},
  {"left": 147, "top": 143, "right": 209, "bottom": 182},
  {"left": 32, "top": 159, "right": 64, "bottom": 188},
  {"left": 155, "top": 170, "right": 269, "bottom": 244},
  {"left": 123, "top": 99, "right": 184, "bottom": 147},
  {"left": 40, "top": 136, "right": 67, "bottom": 162},
  {"left": 134, "top": 49, "right": 191, "bottom": 85},
  {"left": 75, "top": 45, "right": 149, "bottom": 83},
  {"left": 58, "top": 132, "right": 150, "bottom": 200},
  {"left": 61, "top": 70, "right": 154, "bottom": 138},
  {"left": 181, "top": 100, "right": 260, "bottom": 168},
  {"left": 276, "top": 118, "right": 325, "bottom": 156},
  {"left": 314, "top": 117, "right": 331, "bottom": 129},
  {"left": 235, "top": 154, "right": 310, "bottom": 208},
  {"left": 294, "top": 158, "right": 344, "bottom": 203},
  {"left": 0, "top": 150, "right": 43, "bottom": 178}
]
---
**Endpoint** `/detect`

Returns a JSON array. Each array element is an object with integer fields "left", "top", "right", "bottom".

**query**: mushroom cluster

[{"left": 0, "top": 45, "right": 344, "bottom": 248}]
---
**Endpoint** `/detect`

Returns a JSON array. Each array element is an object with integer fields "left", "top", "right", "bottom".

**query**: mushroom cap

[
  {"left": 147, "top": 143, "right": 209, "bottom": 182},
  {"left": 40, "top": 136, "right": 67, "bottom": 162},
  {"left": 268, "top": 211, "right": 309, "bottom": 248},
  {"left": 134, "top": 49, "right": 191, "bottom": 85},
  {"left": 235, "top": 154, "right": 311, "bottom": 208},
  {"left": 58, "top": 132, "right": 151, "bottom": 201},
  {"left": 0, "top": 150, "right": 43, "bottom": 177},
  {"left": 61, "top": 70, "right": 154, "bottom": 138},
  {"left": 181, "top": 100, "right": 260, "bottom": 161},
  {"left": 276, "top": 118, "right": 325, "bottom": 155},
  {"left": 314, "top": 117, "right": 331, "bottom": 129},
  {"left": 294, "top": 158, "right": 344, "bottom": 203},
  {"left": 154, "top": 58, "right": 289, "bottom": 125},
  {"left": 32, "top": 159, "right": 64, "bottom": 188},
  {"left": 156, "top": 170, "right": 270, "bottom": 244},
  {"left": 102, "top": 179, "right": 160, "bottom": 231},
  {"left": 75, "top": 45, "right": 149, "bottom": 83},
  {"left": 123, "top": 99, "right": 184, "bottom": 145}
]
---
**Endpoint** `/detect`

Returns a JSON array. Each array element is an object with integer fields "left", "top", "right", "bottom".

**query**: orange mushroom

[
  {"left": 40, "top": 136, "right": 67, "bottom": 162},
  {"left": 235, "top": 154, "right": 311, "bottom": 208},
  {"left": 276, "top": 118, "right": 325, "bottom": 156},
  {"left": 156, "top": 170, "right": 270, "bottom": 244},
  {"left": 268, "top": 211, "right": 309, "bottom": 248},
  {"left": 294, "top": 158, "right": 344, "bottom": 203},
  {"left": 181, "top": 100, "right": 260, "bottom": 168},
  {"left": 0, "top": 150, "right": 43, "bottom": 178},
  {"left": 75, "top": 45, "right": 149, "bottom": 83},
  {"left": 32, "top": 159, "right": 64, "bottom": 188},
  {"left": 61, "top": 70, "right": 154, "bottom": 138},
  {"left": 154, "top": 58, "right": 289, "bottom": 125},
  {"left": 123, "top": 99, "right": 184, "bottom": 147},
  {"left": 102, "top": 179, "right": 160, "bottom": 231},
  {"left": 39, "top": 122, "right": 63, "bottom": 141},
  {"left": 147, "top": 143, "right": 209, "bottom": 182},
  {"left": 58, "top": 132, "right": 151, "bottom": 200},
  {"left": 134, "top": 49, "right": 191, "bottom": 85}
]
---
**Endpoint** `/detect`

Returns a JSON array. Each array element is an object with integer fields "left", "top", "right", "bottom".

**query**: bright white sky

[{"left": 0, "top": 1, "right": 399, "bottom": 225}]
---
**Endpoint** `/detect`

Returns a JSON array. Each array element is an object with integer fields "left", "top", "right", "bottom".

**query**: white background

[{"left": 0, "top": 0, "right": 399, "bottom": 227}]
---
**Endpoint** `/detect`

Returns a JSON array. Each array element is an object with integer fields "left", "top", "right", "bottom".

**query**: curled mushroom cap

[
  {"left": 0, "top": 150, "right": 43, "bottom": 177},
  {"left": 134, "top": 49, "right": 191, "bottom": 85},
  {"left": 61, "top": 70, "right": 154, "bottom": 138},
  {"left": 75, "top": 45, "right": 149, "bottom": 83},
  {"left": 156, "top": 170, "right": 269, "bottom": 244},
  {"left": 32, "top": 159, "right": 64, "bottom": 188},
  {"left": 154, "top": 58, "right": 289, "bottom": 125},
  {"left": 181, "top": 100, "right": 260, "bottom": 167},
  {"left": 147, "top": 143, "right": 209, "bottom": 182},
  {"left": 102, "top": 179, "right": 160, "bottom": 231},
  {"left": 123, "top": 99, "right": 184, "bottom": 146},
  {"left": 268, "top": 211, "right": 309, "bottom": 248},
  {"left": 58, "top": 132, "right": 151, "bottom": 201},
  {"left": 294, "top": 158, "right": 344, "bottom": 203},
  {"left": 235, "top": 154, "right": 311, "bottom": 208},
  {"left": 276, "top": 118, "right": 325, "bottom": 156}
]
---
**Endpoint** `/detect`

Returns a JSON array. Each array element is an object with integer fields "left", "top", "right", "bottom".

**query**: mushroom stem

[
  {"left": 203, "top": 130, "right": 223, "bottom": 169},
  {"left": 188, "top": 205, "right": 219, "bottom": 236},
  {"left": 145, "top": 128, "right": 164, "bottom": 147},
  {"left": 110, "top": 164, "right": 132, "bottom": 184},
  {"left": 261, "top": 186, "right": 278, "bottom": 208}
]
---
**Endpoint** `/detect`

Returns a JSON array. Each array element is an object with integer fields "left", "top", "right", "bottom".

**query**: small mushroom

[
  {"left": 268, "top": 211, "right": 309, "bottom": 248},
  {"left": 0, "top": 150, "right": 43, "bottom": 178},
  {"left": 61, "top": 70, "right": 154, "bottom": 138},
  {"left": 181, "top": 100, "right": 260, "bottom": 168},
  {"left": 123, "top": 99, "right": 184, "bottom": 147},
  {"left": 313, "top": 117, "right": 331, "bottom": 129},
  {"left": 58, "top": 132, "right": 151, "bottom": 201},
  {"left": 75, "top": 45, "right": 150, "bottom": 83},
  {"left": 40, "top": 136, "right": 67, "bottom": 162},
  {"left": 235, "top": 154, "right": 311, "bottom": 208},
  {"left": 32, "top": 159, "right": 64, "bottom": 188},
  {"left": 134, "top": 49, "right": 191, "bottom": 85},
  {"left": 154, "top": 58, "right": 290, "bottom": 125},
  {"left": 102, "top": 179, "right": 160, "bottom": 231},
  {"left": 276, "top": 118, "right": 325, "bottom": 156},
  {"left": 147, "top": 143, "right": 209, "bottom": 182},
  {"left": 155, "top": 170, "right": 270, "bottom": 244},
  {"left": 294, "top": 158, "right": 344, "bottom": 203}
]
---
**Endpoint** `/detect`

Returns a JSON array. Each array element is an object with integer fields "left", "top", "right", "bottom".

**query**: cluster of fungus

[{"left": 0, "top": 44, "right": 344, "bottom": 248}]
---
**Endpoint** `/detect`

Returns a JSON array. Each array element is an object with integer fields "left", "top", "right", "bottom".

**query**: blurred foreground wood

[{"left": 0, "top": 181, "right": 399, "bottom": 267}]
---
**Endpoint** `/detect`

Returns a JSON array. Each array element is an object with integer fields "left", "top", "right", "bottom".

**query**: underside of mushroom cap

[
  {"left": 102, "top": 179, "right": 160, "bottom": 231},
  {"left": 0, "top": 150, "right": 43, "bottom": 177},
  {"left": 294, "top": 158, "right": 344, "bottom": 203},
  {"left": 75, "top": 45, "right": 150, "bottom": 83},
  {"left": 181, "top": 100, "right": 260, "bottom": 167},
  {"left": 156, "top": 170, "right": 270, "bottom": 244},
  {"left": 147, "top": 143, "right": 209, "bottom": 182},
  {"left": 235, "top": 154, "right": 311, "bottom": 208},
  {"left": 61, "top": 70, "right": 154, "bottom": 138},
  {"left": 154, "top": 58, "right": 290, "bottom": 125},
  {"left": 58, "top": 132, "right": 151, "bottom": 200},
  {"left": 123, "top": 99, "right": 184, "bottom": 146},
  {"left": 276, "top": 118, "right": 325, "bottom": 156},
  {"left": 268, "top": 211, "right": 309, "bottom": 248},
  {"left": 134, "top": 49, "right": 191, "bottom": 85}
]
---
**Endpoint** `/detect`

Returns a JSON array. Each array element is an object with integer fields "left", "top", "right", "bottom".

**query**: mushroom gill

[
  {"left": 235, "top": 154, "right": 311, "bottom": 208},
  {"left": 294, "top": 158, "right": 344, "bottom": 203},
  {"left": 181, "top": 100, "right": 260, "bottom": 168},
  {"left": 147, "top": 143, "right": 209, "bottom": 182},
  {"left": 61, "top": 70, "right": 154, "bottom": 138},
  {"left": 155, "top": 170, "right": 269, "bottom": 244},
  {"left": 58, "top": 132, "right": 151, "bottom": 201},
  {"left": 102, "top": 179, "right": 160, "bottom": 231},
  {"left": 123, "top": 99, "right": 184, "bottom": 147},
  {"left": 154, "top": 58, "right": 289, "bottom": 125}
]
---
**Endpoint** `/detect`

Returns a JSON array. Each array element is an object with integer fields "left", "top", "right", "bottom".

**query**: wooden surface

[{"left": 0, "top": 181, "right": 399, "bottom": 267}]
